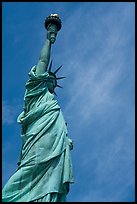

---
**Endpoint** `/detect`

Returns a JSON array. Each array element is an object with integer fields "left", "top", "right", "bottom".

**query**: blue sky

[{"left": 2, "top": 2, "right": 135, "bottom": 202}]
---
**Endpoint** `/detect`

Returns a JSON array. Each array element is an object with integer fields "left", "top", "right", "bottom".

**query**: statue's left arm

[{"left": 68, "top": 138, "right": 73, "bottom": 150}]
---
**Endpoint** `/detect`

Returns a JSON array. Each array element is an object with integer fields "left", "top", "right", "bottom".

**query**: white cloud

[
  {"left": 60, "top": 4, "right": 135, "bottom": 202},
  {"left": 2, "top": 99, "right": 22, "bottom": 125},
  {"left": 59, "top": 3, "right": 135, "bottom": 133},
  {"left": 2, "top": 100, "right": 15, "bottom": 124}
]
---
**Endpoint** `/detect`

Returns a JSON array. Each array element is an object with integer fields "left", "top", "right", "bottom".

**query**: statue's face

[{"left": 46, "top": 76, "right": 57, "bottom": 93}]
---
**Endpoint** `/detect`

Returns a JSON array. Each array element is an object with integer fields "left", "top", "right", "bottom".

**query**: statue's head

[
  {"left": 46, "top": 73, "right": 57, "bottom": 94},
  {"left": 46, "top": 60, "right": 66, "bottom": 95}
]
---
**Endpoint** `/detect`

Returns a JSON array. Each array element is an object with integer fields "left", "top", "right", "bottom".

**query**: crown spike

[
  {"left": 48, "top": 59, "right": 53, "bottom": 72},
  {"left": 53, "top": 91, "right": 57, "bottom": 96},
  {"left": 56, "top": 76, "right": 66, "bottom": 80},
  {"left": 57, "top": 84, "right": 63, "bottom": 88},
  {"left": 54, "top": 65, "right": 63, "bottom": 74}
]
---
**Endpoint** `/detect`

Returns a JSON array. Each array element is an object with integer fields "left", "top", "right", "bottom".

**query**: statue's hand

[
  {"left": 68, "top": 138, "right": 73, "bottom": 150},
  {"left": 47, "top": 24, "right": 57, "bottom": 44}
]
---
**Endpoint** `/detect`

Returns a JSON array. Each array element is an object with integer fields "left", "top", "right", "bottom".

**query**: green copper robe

[{"left": 2, "top": 66, "right": 74, "bottom": 202}]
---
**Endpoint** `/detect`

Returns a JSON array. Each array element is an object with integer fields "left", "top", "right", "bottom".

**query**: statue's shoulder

[
  {"left": 28, "top": 65, "right": 49, "bottom": 80},
  {"left": 24, "top": 66, "right": 49, "bottom": 95}
]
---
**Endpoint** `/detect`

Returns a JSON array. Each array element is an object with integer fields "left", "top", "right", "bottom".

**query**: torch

[{"left": 45, "top": 14, "right": 62, "bottom": 44}]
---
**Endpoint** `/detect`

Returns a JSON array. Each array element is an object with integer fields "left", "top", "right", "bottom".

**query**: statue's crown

[{"left": 47, "top": 60, "right": 66, "bottom": 95}]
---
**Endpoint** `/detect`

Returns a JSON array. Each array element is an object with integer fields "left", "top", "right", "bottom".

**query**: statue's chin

[
  {"left": 48, "top": 88, "right": 54, "bottom": 93},
  {"left": 50, "top": 37, "right": 56, "bottom": 44}
]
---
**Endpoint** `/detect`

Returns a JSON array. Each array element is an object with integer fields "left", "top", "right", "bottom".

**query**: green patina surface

[{"left": 2, "top": 14, "right": 74, "bottom": 202}]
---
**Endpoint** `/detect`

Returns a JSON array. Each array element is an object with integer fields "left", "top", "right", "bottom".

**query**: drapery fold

[{"left": 2, "top": 66, "right": 74, "bottom": 202}]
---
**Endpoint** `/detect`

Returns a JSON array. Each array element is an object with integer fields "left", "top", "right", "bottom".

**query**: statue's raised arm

[{"left": 36, "top": 14, "right": 62, "bottom": 75}]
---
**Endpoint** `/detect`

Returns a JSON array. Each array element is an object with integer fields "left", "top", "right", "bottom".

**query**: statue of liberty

[{"left": 2, "top": 14, "right": 74, "bottom": 202}]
